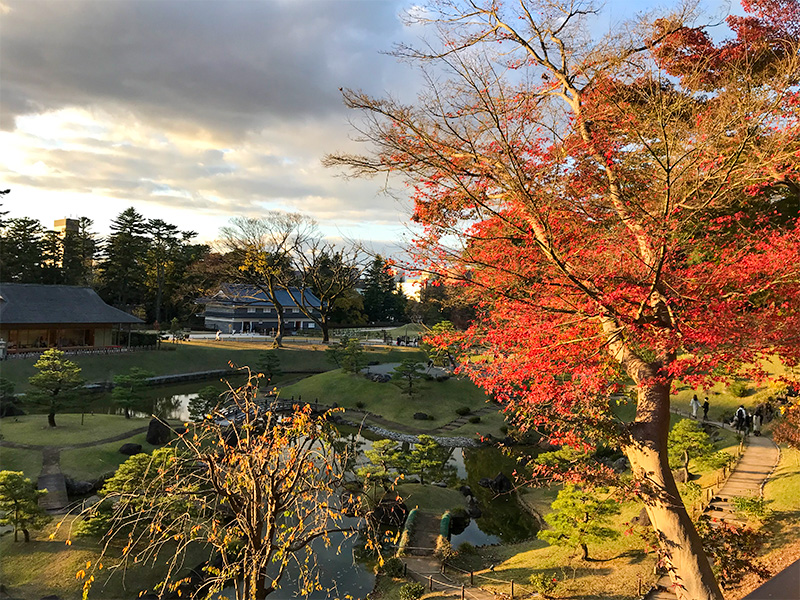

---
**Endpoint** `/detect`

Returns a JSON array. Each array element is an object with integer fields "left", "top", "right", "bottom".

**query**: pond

[{"left": 72, "top": 381, "right": 539, "bottom": 597}]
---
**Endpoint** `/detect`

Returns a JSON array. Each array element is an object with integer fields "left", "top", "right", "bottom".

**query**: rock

[
  {"left": 146, "top": 418, "right": 171, "bottom": 445},
  {"left": 413, "top": 412, "right": 429, "bottom": 420},
  {"left": 173, "top": 426, "right": 187, "bottom": 436},
  {"left": 459, "top": 485, "right": 473, "bottom": 497},
  {"left": 0, "top": 398, "right": 25, "bottom": 418},
  {"left": 478, "top": 477, "right": 492, "bottom": 488},
  {"left": 465, "top": 496, "right": 482, "bottom": 519},
  {"left": 119, "top": 443, "right": 143, "bottom": 456},
  {"left": 64, "top": 476, "right": 94, "bottom": 497},
  {"left": 612, "top": 457, "right": 629, "bottom": 473},
  {"left": 433, "top": 482, "right": 447, "bottom": 487},
  {"left": 491, "top": 472, "right": 512, "bottom": 494}
]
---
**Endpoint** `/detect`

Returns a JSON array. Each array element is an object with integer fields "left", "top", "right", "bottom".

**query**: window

[{"left": 247, "top": 307, "right": 256, "bottom": 313}]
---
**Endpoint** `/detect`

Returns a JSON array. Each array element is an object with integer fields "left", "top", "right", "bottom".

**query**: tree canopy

[
  {"left": 328, "top": 0, "right": 800, "bottom": 597},
  {"left": 27, "top": 349, "right": 84, "bottom": 428}
]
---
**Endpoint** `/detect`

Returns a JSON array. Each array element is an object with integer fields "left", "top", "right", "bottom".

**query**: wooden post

[
  {"left": 470, "top": 572, "right": 474, "bottom": 585},
  {"left": 441, "top": 563, "right": 445, "bottom": 574},
  {"left": 511, "top": 579, "right": 514, "bottom": 599},
  {"left": 428, "top": 576, "right": 433, "bottom": 591},
  {"left": 403, "top": 563, "right": 407, "bottom": 577},
  {"left": 638, "top": 575, "right": 642, "bottom": 596},
  {"left": 461, "top": 585, "right": 465, "bottom": 599}
]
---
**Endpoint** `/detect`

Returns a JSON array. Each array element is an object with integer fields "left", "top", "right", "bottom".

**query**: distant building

[
  {"left": 53, "top": 218, "right": 80, "bottom": 235},
  {"left": 0, "top": 283, "right": 142, "bottom": 355},
  {"left": 198, "top": 283, "right": 320, "bottom": 334}
]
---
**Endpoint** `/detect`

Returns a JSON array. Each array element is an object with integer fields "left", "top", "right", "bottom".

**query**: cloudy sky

[{"left": 0, "top": 0, "right": 737, "bottom": 249}]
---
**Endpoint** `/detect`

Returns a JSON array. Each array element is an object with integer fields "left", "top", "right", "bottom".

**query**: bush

[
  {"left": 455, "top": 406, "right": 471, "bottom": 416},
  {"left": 434, "top": 536, "right": 456, "bottom": 561},
  {"left": 399, "top": 582, "right": 425, "bottom": 600},
  {"left": 457, "top": 541, "right": 476, "bottom": 555},
  {"left": 728, "top": 380, "right": 749, "bottom": 398},
  {"left": 355, "top": 401, "right": 366, "bottom": 410},
  {"left": 679, "top": 481, "right": 702, "bottom": 505},
  {"left": 529, "top": 573, "right": 559, "bottom": 598},
  {"left": 380, "top": 556, "right": 405, "bottom": 578},
  {"left": 468, "top": 416, "right": 481, "bottom": 423},
  {"left": 731, "top": 495, "right": 772, "bottom": 520}
]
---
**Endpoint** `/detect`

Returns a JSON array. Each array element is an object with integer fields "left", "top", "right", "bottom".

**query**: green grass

[
  {"left": 0, "top": 515, "right": 209, "bottom": 600},
  {"left": 1, "top": 340, "right": 426, "bottom": 393},
  {"left": 450, "top": 499, "right": 656, "bottom": 600},
  {"left": 756, "top": 446, "right": 800, "bottom": 563},
  {"left": 396, "top": 483, "right": 466, "bottom": 515},
  {"left": 0, "top": 447, "right": 42, "bottom": 480},
  {"left": 281, "top": 369, "right": 493, "bottom": 432},
  {"left": 0, "top": 414, "right": 155, "bottom": 446},
  {"left": 60, "top": 432, "right": 159, "bottom": 481}
]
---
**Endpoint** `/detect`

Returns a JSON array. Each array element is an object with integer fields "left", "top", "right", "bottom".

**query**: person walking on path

[
  {"left": 735, "top": 404, "right": 748, "bottom": 438},
  {"left": 690, "top": 395, "right": 701, "bottom": 419},
  {"left": 702, "top": 397, "right": 710, "bottom": 421}
]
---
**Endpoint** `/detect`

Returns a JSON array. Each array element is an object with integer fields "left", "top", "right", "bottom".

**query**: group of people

[
  {"left": 688, "top": 393, "right": 765, "bottom": 437},
  {"left": 733, "top": 404, "right": 764, "bottom": 438},
  {"left": 688, "top": 395, "right": 710, "bottom": 421}
]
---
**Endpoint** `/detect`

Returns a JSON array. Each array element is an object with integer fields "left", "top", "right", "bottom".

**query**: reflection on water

[{"left": 78, "top": 381, "right": 537, "bottom": 598}]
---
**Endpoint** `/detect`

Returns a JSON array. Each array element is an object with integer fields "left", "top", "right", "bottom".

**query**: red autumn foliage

[{"left": 329, "top": 0, "right": 800, "bottom": 597}]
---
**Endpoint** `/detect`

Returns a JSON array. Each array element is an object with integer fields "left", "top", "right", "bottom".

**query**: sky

[{"left": 0, "top": 0, "right": 739, "bottom": 252}]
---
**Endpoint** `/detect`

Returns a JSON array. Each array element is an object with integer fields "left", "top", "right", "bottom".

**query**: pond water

[{"left": 74, "top": 380, "right": 539, "bottom": 596}]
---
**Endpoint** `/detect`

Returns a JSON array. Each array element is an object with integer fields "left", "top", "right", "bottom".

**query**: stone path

[{"left": 645, "top": 417, "right": 780, "bottom": 600}]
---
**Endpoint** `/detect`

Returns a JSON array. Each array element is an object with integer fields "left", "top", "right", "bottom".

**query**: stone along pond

[{"left": 75, "top": 381, "right": 541, "bottom": 597}]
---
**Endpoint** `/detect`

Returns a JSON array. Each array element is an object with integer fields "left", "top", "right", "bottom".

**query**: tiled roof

[
  {"left": 202, "top": 283, "right": 321, "bottom": 308},
  {"left": 0, "top": 283, "right": 143, "bottom": 325}
]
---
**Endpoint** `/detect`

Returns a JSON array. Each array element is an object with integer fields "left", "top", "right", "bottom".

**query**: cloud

[
  {"left": 0, "top": 0, "right": 414, "bottom": 134},
  {"left": 0, "top": 0, "right": 421, "bottom": 245}
]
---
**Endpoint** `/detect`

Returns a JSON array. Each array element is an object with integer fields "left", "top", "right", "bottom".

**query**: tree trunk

[
  {"left": 48, "top": 409, "right": 57, "bottom": 428},
  {"left": 580, "top": 543, "right": 589, "bottom": 560},
  {"left": 22, "top": 527, "right": 30, "bottom": 542},
  {"left": 624, "top": 379, "right": 723, "bottom": 600},
  {"left": 683, "top": 450, "right": 691, "bottom": 482},
  {"left": 124, "top": 406, "right": 131, "bottom": 419}
]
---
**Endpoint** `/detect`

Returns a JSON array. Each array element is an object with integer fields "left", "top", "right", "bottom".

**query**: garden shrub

[
  {"left": 468, "top": 416, "right": 481, "bottom": 423},
  {"left": 679, "top": 481, "right": 702, "bottom": 505},
  {"left": 355, "top": 401, "right": 366, "bottom": 410},
  {"left": 529, "top": 573, "right": 559, "bottom": 598},
  {"left": 455, "top": 407, "right": 471, "bottom": 416},
  {"left": 380, "top": 556, "right": 405, "bottom": 578},
  {"left": 457, "top": 541, "right": 476, "bottom": 555},
  {"left": 695, "top": 515, "right": 770, "bottom": 587},
  {"left": 728, "top": 380, "right": 749, "bottom": 398},
  {"left": 399, "top": 582, "right": 425, "bottom": 600},
  {"left": 731, "top": 495, "right": 772, "bottom": 521}
]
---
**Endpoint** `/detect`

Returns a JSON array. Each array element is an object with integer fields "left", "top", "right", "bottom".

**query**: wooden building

[{"left": 0, "top": 283, "right": 143, "bottom": 355}]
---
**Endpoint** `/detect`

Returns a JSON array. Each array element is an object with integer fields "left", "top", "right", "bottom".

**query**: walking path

[{"left": 645, "top": 413, "right": 780, "bottom": 600}]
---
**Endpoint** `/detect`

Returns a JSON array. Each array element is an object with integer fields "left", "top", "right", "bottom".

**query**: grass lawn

[
  {"left": 0, "top": 515, "right": 209, "bottom": 600},
  {"left": 450, "top": 499, "right": 656, "bottom": 600},
  {"left": 396, "top": 483, "right": 466, "bottom": 515},
  {"left": 2, "top": 341, "right": 425, "bottom": 393},
  {"left": 0, "top": 447, "right": 42, "bottom": 480},
  {"left": 1, "top": 414, "right": 156, "bottom": 446},
  {"left": 281, "top": 369, "right": 495, "bottom": 432},
  {"left": 755, "top": 446, "right": 800, "bottom": 565},
  {"left": 60, "top": 432, "right": 159, "bottom": 481}
]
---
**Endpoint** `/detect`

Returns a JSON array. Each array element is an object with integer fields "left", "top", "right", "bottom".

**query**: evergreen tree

[
  {"left": 407, "top": 435, "right": 454, "bottom": 485},
  {"left": 98, "top": 208, "right": 149, "bottom": 309},
  {"left": 539, "top": 485, "right": 621, "bottom": 560},
  {"left": 62, "top": 217, "right": 96, "bottom": 287},
  {"left": 112, "top": 368, "right": 153, "bottom": 419},
  {"left": 26, "top": 349, "right": 84, "bottom": 428},
  {"left": 0, "top": 471, "right": 51, "bottom": 542},
  {"left": 362, "top": 256, "right": 406, "bottom": 323},
  {"left": 391, "top": 358, "right": 425, "bottom": 397},
  {"left": 39, "top": 230, "right": 63, "bottom": 284},
  {"left": 0, "top": 217, "right": 43, "bottom": 282}
]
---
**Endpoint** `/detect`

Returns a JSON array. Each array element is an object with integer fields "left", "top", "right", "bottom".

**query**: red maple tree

[{"left": 328, "top": 1, "right": 800, "bottom": 598}]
